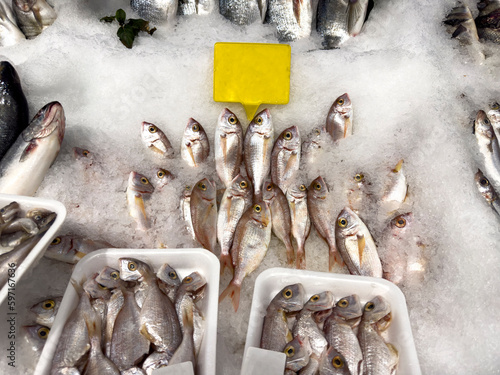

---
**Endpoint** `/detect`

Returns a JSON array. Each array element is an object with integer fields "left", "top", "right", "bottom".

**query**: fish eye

[
  {"left": 35, "top": 215, "right": 42, "bottom": 221},
  {"left": 332, "top": 356, "right": 344, "bottom": 368},
  {"left": 284, "top": 345, "right": 295, "bottom": 357},
  {"left": 140, "top": 177, "right": 149, "bottom": 185},
  {"left": 148, "top": 126, "right": 157, "bottom": 133},
  {"left": 480, "top": 178, "right": 489, "bottom": 186},
  {"left": 98, "top": 283, "right": 108, "bottom": 290},
  {"left": 253, "top": 204, "right": 262, "bottom": 213},
  {"left": 338, "top": 218, "right": 348, "bottom": 227},
  {"left": 37, "top": 327, "right": 50, "bottom": 339},
  {"left": 110, "top": 271, "right": 120, "bottom": 280},
  {"left": 365, "top": 302, "right": 375, "bottom": 311},
  {"left": 0, "top": 208, "right": 4, "bottom": 214},
  {"left": 128, "top": 262, "right": 137, "bottom": 271},
  {"left": 337, "top": 98, "right": 344, "bottom": 106},
  {"left": 314, "top": 128, "right": 321, "bottom": 135},
  {"left": 282, "top": 288, "right": 293, "bottom": 299},
  {"left": 42, "top": 299, "right": 55, "bottom": 310},
  {"left": 51, "top": 237, "right": 61, "bottom": 245},
  {"left": 168, "top": 271, "right": 177, "bottom": 279},
  {"left": 337, "top": 298, "right": 349, "bottom": 308},
  {"left": 283, "top": 131, "right": 292, "bottom": 140},
  {"left": 299, "top": 185, "right": 306, "bottom": 191},
  {"left": 310, "top": 294, "right": 320, "bottom": 302},
  {"left": 395, "top": 218, "right": 406, "bottom": 228},
  {"left": 266, "top": 184, "right": 273, "bottom": 191},
  {"left": 314, "top": 183, "right": 321, "bottom": 191},
  {"left": 198, "top": 182, "right": 207, "bottom": 191},
  {"left": 228, "top": 115, "right": 237, "bottom": 125},
  {"left": 184, "top": 276, "right": 193, "bottom": 284},
  {"left": 82, "top": 150, "right": 90, "bottom": 157},
  {"left": 493, "top": 103, "right": 500, "bottom": 110},
  {"left": 255, "top": 116, "right": 263, "bottom": 125},
  {"left": 185, "top": 185, "right": 191, "bottom": 191},
  {"left": 157, "top": 170, "right": 165, "bottom": 178},
  {"left": 354, "top": 173, "right": 364, "bottom": 182},
  {"left": 192, "top": 124, "right": 200, "bottom": 132},
  {"left": 239, "top": 181, "right": 248, "bottom": 189}
]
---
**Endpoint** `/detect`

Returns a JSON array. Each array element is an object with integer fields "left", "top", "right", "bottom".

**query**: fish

[
  {"left": 130, "top": 0, "right": 178, "bottom": 22},
  {"left": 104, "top": 289, "right": 124, "bottom": 358},
  {"left": 219, "top": 0, "right": 266, "bottom": 25},
  {"left": 307, "top": 176, "right": 343, "bottom": 271},
  {"left": 262, "top": 180, "right": 295, "bottom": 265},
  {"left": 0, "top": 101, "right": 65, "bottom": 196},
  {"left": 284, "top": 336, "right": 312, "bottom": 373},
  {"left": 318, "top": 346, "right": 351, "bottom": 375},
  {"left": 286, "top": 182, "right": 311, "bottom": 269},
  {"left": 178, "top": 0, "right": 213, "bottom": 14},
  {"left": 260, "top": 283, "right": 305, "bottom": 352},
  {"left": 169, "top": 297, "right": 196, "bottom": 367},
  {"left": 346, "top": 0, "right": 369, "bottom": 36},
  {"left": 323, "top": 295, "right": 363, "bottom": 375},
  {"left": 126, "top": 172, "right": 155, "bottom": 231},
  {"left": 474, "top": 110, "right": 500, "bottom": 190},
  {"left": 0, "top": 61, "right": 29, "bottom": 162},
  {"left": 244, "top": 109, "right": 274, "bottom": 201},
  {"left": 121, "top": 367, "right": 147, "bottom": 375},
  {"left": 180, "top": 184, "right": 196, "bottom": 240},
  {"left": 0, "top": 2, "right": 25, "bottom": 46},
  {"left": 141, "top": 122, "right": 174, "bottom": 159},
  {"left": 302, "top": 126, "right": 328, "bottom": 165},
  {"left": 335, "top": 207, "right": 382, "bottom": 277},
  {"left": 12, "top": 0, "right": 57, "bottom": 39},
  {"left": 358, "top": 296, "right": 399, "bottom": 375},
  {"left": 44, "top": 235, "right": 114, "bottom": 264},
  {"left": 444, "top": 3, "right": 480, "bottom": 45},
  {"left": 190, "top": 178, "right": 217, "bottom": 252},
  {"left": 215, "top": 108, "right": 243, "bottom": 188},
  {"left": 0, "top": 217, "right": 38, "bottom": 249},
  {"left": 95, "top": 266, "right": 122, "bottom": 289},
  {"left": 23, "top": 324, "right": 50, "bottom": 354},
  {"left": 346, "top": 172, "right": 373, "bottom": 215},
  {"left": 317, "top": 0, "right": 350, "bottom": 49},
  {"left": 265, "top": 0, "right": 313, "bottom": 42},
  {"left": 219, "top": 201, "right": 271, "bottom": 311},
  {"left": 30, "top": 296, "right": 63, "bottom": 328},
  {"left": 181, "top": 118, "right": 210, "bottom": 167},
  {"left": 156, "top": 263, "right": 182, "bottom": 301},
  {"left": 82, "top": 274, "right": 112, "bottom": 300},
  {"left": 326, "top": 94, "right": 352, "bottom": 142},
  {"left": 153, "top": 168, "right": 174, "bottom": 190},
  {"left": 475, "top": 0, "right": 500, "bottom": 43},
  {"left": 381, "top": 159, "right": 408, "bottom": 213},
  {"left": 475, "top": 169, "right": 500, "bottom": 216},
  {"left": 271, "top": 126, "right": 301, "bottom": 194}
]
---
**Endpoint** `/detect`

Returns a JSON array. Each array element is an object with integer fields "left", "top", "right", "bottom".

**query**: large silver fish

[
  {"left": 0, "top": 3, "right": 25, "bottom": 46},
  {"left": 44, "top": 235, "right": 114, "bottom": 264},
  {"left": 286, "top": 182, "right": 311, "bottom": 269},
  {"left": 326, "top": 93, "right": 352, "bottom": 142},
  {"left": 190, "top": 178, "right": 217, "bottom": 252},
  {"left": 475, "top": 169, "right": 500, "bottom": 216},
  {"left": 219, "top": 0, "right": 266, "bottom": 25},
  {"left": 141, "top": 121, "right": 174, "bottom": 159},
  {"left": 271, "top": 126, "right": 301, "bottom": 194},
  {"left": 30, "top": 296, "right": 62, "bottom": 328},
  {"left": 244, "top": 109, "right": 274, "bottom": 200},
  {"left": 12, "top": 0, "right": 57, "bottom": 39},
  {"left": 126, "top": 172, "right": 154, "bottom": 231},
  {"left": 219, "top": 201, "right": 271, "bottom": 311},
  {"left": 181, "top": 118, "right": 210, "bottom": 168},
  {"left": 475, "top": 0, "right": 500, "bottom": 43},
  {"left": 335, "top": 207, "right": 382, "bottom": 277},
  {"left": 130, "top": 0, "right": 178, "bottom": 22},
  {"left": 218, "top": 174, "right": 253, "bottom": 274},
  {"left": 215, "top": 108, "right": 243, "bottom": 188},
  {"left": 475, "top": 110, "right": 500, "bottom": 190},
  {"left": 0, "top": 101, "right": 65, "bottom": 196},
  {"left": 265, "top": 0, "right": 313, "bottom": 41}
]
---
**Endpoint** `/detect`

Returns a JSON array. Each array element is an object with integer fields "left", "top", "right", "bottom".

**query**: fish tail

[
  {"left": 329, "top": 245, "right": 344, "bottom": 271},
  {"left": 219, "top": 253, "right": 234, "bottom": 275},
  {"left": 296, "top": 245, "right": 306, "bottom": 269},
  {"left": 285, "top": 240, "right": 295, "bottom": 266},
  {"left": 219, "top": 281, "right": 241, "bottom": 312}
]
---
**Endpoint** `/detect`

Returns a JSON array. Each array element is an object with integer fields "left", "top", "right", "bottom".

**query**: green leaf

[
  {"left": 100, "top": 16, "right": 116, "bottom": 23},
  {"left": 116, "top": 9, "right": 126, "bottom": 26},
  {"left": 127, "top": 18, "right": 150, "bottom": 32},
  {"left": 117, "top": 26, "right": 135, "bottom": 49}
]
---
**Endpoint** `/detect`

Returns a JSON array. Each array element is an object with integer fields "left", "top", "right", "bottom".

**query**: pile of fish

[
  {"left": 0, "top": 201, "right": 57, "bottom": 289},
  {"left": 23, "top": 296, "right": 62, "bottom": 355},
  {"left": 0, "top": 0, "right": 57, "bottom": 46},
  {"left": 260, "top": 284, "right": 398, "bottom": 375},
  {"left": 50, "top": 258, "right": 206, "bottom": 375}
]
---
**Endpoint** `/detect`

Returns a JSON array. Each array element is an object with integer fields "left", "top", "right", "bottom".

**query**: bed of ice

[{"left": 0, "top": 0, "right": 499, "bottom": 373}]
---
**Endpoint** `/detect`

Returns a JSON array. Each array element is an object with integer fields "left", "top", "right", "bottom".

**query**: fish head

[
  {"left": 284, "top": 335, "right": 312, "bottom": 371},
  {"left": 488, "top": 102, "right": 500, "bottom": 125},
  {"left": 271, "top": 283, "right": 306, "bottom": 312},
  {"left": 249, "top": 200, "right": 271, "bottom": 228},
  {"left": 0, "top": 201, "right": 20, "bottom": 223},
  {"left": 180, "top": 271, "right": 207, "bottom": 293},
  {"left": 390, "top": 212, "right": 413, "bottom": 236},
  {"left": 248, "top": 108, "right": 273, "bottom": 135},
  {"left": 218, "top": 108, "right": 241, "bottom": 134},
  {"left": 309, "top": 176, "right": 329, "bottom": 200},
  {"left": 288, "top": 182, "right": 308, "bottom": 200},
  {"left": 182, "top": 184, "right": 192, "bottom": 199},
  {"left": 23, "top": 324, "right": 50, "bottom": 351},
  {"left": 277, "top": 125, "right": 301, "bottom": 150},
  {"left": 362, "top": 295, "right": 392, "bottom": 324},
  {"left": 23, "top": 101, "right": 65, "bottom": 143},
  {"left": 119, "top": 257, "right": 154, "bottom": 281},
  {"left": 474, "top": 110, "right": 494, "bottom": 140},
  {"left": 29, "top": 296, "right": 61, "bottom": 318},
  {"left": 26, "top": 208, "right": 56, "bottom": 229},
  {"left": 230, "top": 174, "right": 253, "bottom": 198},
  {"left": 262, "top": 179, "right": 277, "bottom": 202},
  {"left": 141, "top": 121, "right": 162, "bottom": 146},
  {"left": 193, "top": 178, "right": 216, "bottom": 202},
  {"left": 154, "top": 168, "right": 174, "bottom": 189},
  {"left": 336, "top": 207, "right": 360, "bottom": 237},
  {"left": 304, "top": 291, "right": 335, "bottom": 311},
  {"left": 319, "top": 346, "right": 350, "bottom": 375},
  {"left": 83, "top": 274, "right": 112, "bottom": 299},
  {"left": 333, "top": 93, "right": 352, "bottom": 117},
  {"left": 475, "top": 169, "right": 496, "bottom": 201},
  {"left": 333, "top": 294, "right": 362, "bottom": 321},
  {"left": 352, "top": 172, "right": 367, "bottom": 187},
  {"left": 128, "top": 171, "right": 155, "bottom": 194},
  {"left": 184, "top": 118, "right": 207, "bottom": 142},
  {"left": 96, "top": 266, "right": 122, "bottom": 289},
  {"left": 156, "top": 263, "right": 181, "bottom": 287}
]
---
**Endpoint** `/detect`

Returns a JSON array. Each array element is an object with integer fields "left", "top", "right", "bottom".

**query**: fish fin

[
  {"left": 452, "top": 24, "right": 468, "bottom": 39},
  {"left": 219, "top": 281, "right": 241, "bottom": 312},
  {"left": 347, "top": 0, "right": 366, "bottom": 36},
  {"left": 283, "top": 153, "right": 298, "bottom": 180},
  {"left": 403, "top": 185, "right": 409, "bottom": 202},
  {"left": 19, "top": 141, "right": 38, "bottom": 162},
  {"left": 182, "top": 305, "right": 194, "bottom": 332},
  {"left": 219, "top": 253, "right": 234, "bottom": 275},
  {"left": 358, "top": 235, "right": 365, "bottom": 263},
  {"left": 186, "top": 143, "right": 197, "bottom": 167},
  {"left": 344, "top": 117, "right": 351, "bottom": 138},
  {"left": 74, "top": 251, "right": 87, "bottom": 259},
  {"left": 393, "top": 159, "right": 404, "bottom": 173},
  {"left": 296, "top": 247, "right": 306, "bottom": 269}
]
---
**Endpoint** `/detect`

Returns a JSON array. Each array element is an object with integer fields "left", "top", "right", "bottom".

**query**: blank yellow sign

[{"left": 213, "top": 42, "right": 291, "bottom": 120}]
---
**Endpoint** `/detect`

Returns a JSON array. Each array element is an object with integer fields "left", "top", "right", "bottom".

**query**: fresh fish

[
  {"left": 180, "top": 184, "right": 196, "bottom": 240},
  {"left": 346, "top": 172, "right": 373, "bottom": 215},
  {"left": 265, "top": 0, "right": 313, "bottom": 42},
  {"left": 271, "top": 126, "right": 301, "bottom": 194},
  {"left": 0, "top": 201, "right": 20, "bottom": 223},
  {"left": 335, "top": 207, "right": 382, "bottom": 277},
  {"left": 30, "top": 296, "right": 62, "bottom": 328},
  {"left": 381, "top": 159, "right": 408, "bottom": 213},
  {"left": 219, "top": 201, "right": 271, "bottom": 311},
  {"left": 0, "top": 2, "right": 25, "bottom": 46},
  {"left": 190, "top": 178, "right": 217, "bottom": 252},
  {"left": 12, "top": 0, "right": 57, "bottom": 39},
  {"left": 260, "top": 283, "right": 305, "bottom": 352},
  {"left": 82, "top": 275, "right": 112, "bottom": 300},
  {"left": 244, "top": 109, "right": 274, "bottom": 200},
  {"left": 126, "top": 172, "right": 155, "bottom": 231},
  {"left": 262, "top": 180, "right": 295, "bottom": 265},
  {"left": 44, "top": 235, "right": 114, "bottom": 264},
  {"left": 218, "top": 174, "right": 253, "bottom": 274},
  {"left": 284, "top": 336, "right": 312, "bottom": 373},
  {"left": 0, "top": 217, "right": 38, "bottom": 249},
  {"left": 317, "top": 0, "right": 350, "bottom": 49},
  {"left": 73, "top": 147, "right": 95, "bottom": 169},
  {"left": 131, "top": 0, "right": 178, "bottom": 22},
  {"left": 286, "top": 182, "right": 311, "bottom": 269},
  {"left": 358, "top": 296, "right": 399, "bottom": 375},
  {"left": 326, "top": 93, "right": 352, "bottom": 142},
  {"left": 475, "top": 169, "right": 500, "bottom": 216},
  {"left": 169, "top": 297, "right": 196, "bottom": 367},
  {"left": 215, "top": 108, "right": 243, "bottom": 188},
  {"left": 307, "top": 176, "right": 343, "bottom": 271},
  {"left": 104, "top": 289, "right": 124, "bottom": 358},
  {"left": 318, "top": 346, "right": 351, "bottom": 375},
  {"left": 475, "top": 110, "right": 500, "bottom": 190},
  {"left": 174, "top": 272, "right": 206, "bottom": 336},
  {"left": 219, "top": 0, "right": 266, "bottom": 24},
  {"left": 0, "top": 101, "right": 65, "bottom": 196},
  {"left": 302, "top": 126, "right": 328, "bottom": 165},
  {"left": 95, "top": 266, "right": 121, "bottom": 289},
  {"left": 475, "top": 0, "right": 500, "bottom": 43},
  {"left": 0, "top": 62, "right": 29, "bottom": 161},
  {"left": 444, "top": 4, "right": 480, "bottom": 44},
  {"left": 153, "top": 168, "right": 174, "bottom": 190},
  {"left": 347, "top": 0, "right": 369, "bottom": 36},
  {"left": 23, "top": 324, "right": 50, "bottom": 353},
  {"left": 181, "top": 118, "right": 210, "bottom": 167},
  {"left": 119, "top": 258, "right": 182, "bottom": 356},
  {"left": 323, "top": 295, "right": 363, "bottom": 375},
  {"left": 141, "top": 122, "right": 174, "bottom": 159},
  {"left": 156, "top": 263, "right": 182, "bottom": 300}
]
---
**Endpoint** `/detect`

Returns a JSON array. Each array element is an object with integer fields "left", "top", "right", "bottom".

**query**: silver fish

[
  {"left": 142, "top": 351, "right": 170, "bottom": 373},
  {"left": 95, "top": 266, "right": 121, "bottom": 289},
  {"left": 122, "top": 367, "right": 147, "bottom": 375},
  {"left": 263, "top": 180, "right": 295, "bottom": 265},
  {"left": 104, "top": 289, "right": 124, "bottom": 358},
  {"left": 30, "top": 296, "right": 62, "bottom": 328},
  {"left": 271, "top": 126, "right": 301, "bottom": 194},
  {"left": 153, "top": 168, "right": 174, "bottom": 190},
  {"left": 131, "top": 0, "right": 178, "bottom": 22},
  {"left": 244, "top": 108, "right": 274, "bottom": 200},
  {"left": 218, "top": 174, "right": 253, "bottom": 274},
  {"left": 0, "top": 3, "right": 25, "bottom": 46},
  {"left": 286, "top": 182, "right": 311, "bottom": 269},
  {"left": 475, "top": 0, "right": 500, "bottom": 43},
  {"left": 0, "top": 101, "right": 65, "bottom": 196},
  {"left": 215, "top": 108, "right": 243, "bottom": 188},
  {"left": 475, "top": 169, "right": 500, "bottom": 216},
  {"left": 180, "top": 184, "right": 196, "bottom": 240},
  {"left": 0, "top": 217, "right": 38, "bottom": 249},
  {"left": 141, "top": 122, "right": 174, "bottom": 159},
  {"left": 12, "top": 0, "right": 57, "bottom": 39},
  {"left": 488, "top": 102, "right": 500, "bottom": 142},
  {"left": 335, "top": 207, "right": 382, "bottom": 277},
  {"left": 23, "top": 324, "right": 50, "bottom": 354},
  {"left": 326, "top": 93, "right": 352, "bottom": 142},
  {"left": 181, "top": 118, "right": 210, "bottom": 168},
  {"left": 82, "top": 275, "right": 112, "bottom": 300},
  {"left": 219, "top": 201, "right": 271, "bottom": 311},
  {"left": 190, "top": 178, "right": 217, "bottom": 252},
  {"left": 169, "top": 297, "right": 196, "bottom": 367},
  {"left": 318, "top": 346, "right": 351, "bottom": 375},
  {"left": 302, "top": 126, "right": 328, "bottom": 165},
  {"left": 475, "top": 110, "right": 500, "bottom": 190},
  {"left": 219, "top": 0, "right": 266, "bottom": 24},
  {"left": 265, "top": 0, "right": 313, "bottom": 42},
  {"left": 284, "top": 336, "right": 312, "bottom": 373},
  {"left": 126, "top": 172, "right": 155, "bottom": 231},
  {"left": 44, "top": 235, "right": 114, "bottom": 264},
  {"left": 317, "top": 0, "right": 350, "bottom": 49},
  {"left": 156, "top": 263, "right": 182, "bottom": 301}
]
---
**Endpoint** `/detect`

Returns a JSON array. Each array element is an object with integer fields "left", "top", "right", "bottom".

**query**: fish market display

[
  {"left": 30, "top": 296, "right": 63, "bottom": 328},
  {"left": 0, "top": 3, "right": 25, "bottom": 47},
  {"left": 326, "top": 93, "right": 352, "bottom": 142},
  {"left": 131, "top": 0, "right": 178, "bottom": 22},
  {"left": 190, "top": 178, "right": 217, "bottom": 252},
  {"left": 271, "top": 125, "right": 301, "bottom": 194},
  {"left": 475, "top": 168, "right": 500, "bottom": 216},
  {"left": 265, "top": 0, "right": 313, "bottom": 42},
  {"left": 286, "top": 182, "right": 311, "bottom": 269},
  {"left": 141, "top": 121, "right": 174, "bottom": 159},
  {"left": 126, "top": 172, "right": 155, "bottom": 231},
  {"left": 219, "top": 0, "right": 265, "bottom": 25},
  {"left": 475, "top": 0, "right": 500, "bottom": 43},
  {"left": 215, "top": 108, "right": 243, "bottom": 188},
  {"left": 44, "top": 235, "right": 114, "bottom": 264},
  {"left": 181, "top": 118, "right": 210, "bottom": 168},
  {"left": 474, "top": 110, "right": 500, "bottom": 190}
]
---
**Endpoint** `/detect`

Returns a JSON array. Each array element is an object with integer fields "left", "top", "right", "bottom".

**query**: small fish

[
  {"left": 95, "top": 266, "right": 121, "bottom": 289},
  {"left": 23, "top": 324, "right": 50, "bottom": 353},
  {"left": 475, "top": 110, "right": 500, "bottom": 190},
  {"left": 0, "top": 101, "right": 65, "bottom": 196},
  {"left": 287, "top": 182, "right": 311, "bottom": 269},
  {"left": 30, "top": 296, "right": 62, "bottom": 328},
  {"left": 0, "top": 217, "right": 38, "bottom": 248},
  {"left": 326, "top": 94, "right": 352, "bottom": 142},
  {"left": 190, "top": 178, "right": 217, "bottom": 252},
  {"left": 335, "top": 207, "right": 382, "bottom": 277},
  {"left": 302, "top": 126, "right": 328, "bottom": 165},
  {"left": 131, "top": 0, "right": 178, "bottom": 22},
  {"left": 219, "top": 202, "right": 271, "bottom": 311},
  {"left": 153, "top": 168, "right": 174, "bottom": 190},
  {"left": 215, "top": 108, "right": 243, "bottom": 188},
  {"left": 82, "top": 274, "right": 112, "bottom": 300},
  {"left": 218, "top": 175, "right": 253, "bottom": 274},
  {"left": 156, "top": 263, "right": 182, "bottom": 301},
  {"left": 271, "top": 126, "right": 301, "bottom": 194},
  {"left": 44, "top": 235, "right": 114, "bottom": 264},
  {"left": 73, "top": 147, "right": 95, "bottom": 168},
  {"left": 318, "top": 346, "right": 351, "bottom": 375},
  {"left": 317, "top": 0, "right": 350, "bottom": 49},
  {"left": 244, "top": 109, "right": 274, "bottom": 201},
  {"left": 475, "top": 0, "right": 500, "bottom": 43},
  {"left": 12, "top": 0, "right": 57, "bottom": 39},
  {"left": 0, "top": 3, "right": 25, "bottom": 47},
  {"left": 475, "top": 169, "right": 500, "bottom": 216},
  {"left": 284, "top": 336, "right": 312, "bottom": 373},
  {"left": 180, "top": 184, "right": 196, "bottom": 240},
  {"left": 381, "top": 159, "right": 408, "bottom": 213},
  {"left": 141, "top": 122, "right": 174, "bottom": 159},
  {"left": 265, "top": 0, "right": 313, "bottom": 41},
  {"left": 181, "top": 118, "right": 210, "bottom": 167},
  {"left": 126, "top": 172, "right": 154, "bottom": 231},
  {"left": 142, "top": 351, "right": 170, "bottom": 373}
]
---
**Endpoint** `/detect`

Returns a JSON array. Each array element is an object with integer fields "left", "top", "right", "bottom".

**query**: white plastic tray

[
  {"left": 35, "top": 248, "right": 220, "bottom": 375},
  {"left": 243, "top": 268, "right": 422, "bottom": 375},
  {"left": 0, "top": 193, "right": 66, "bottom": 306}
]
